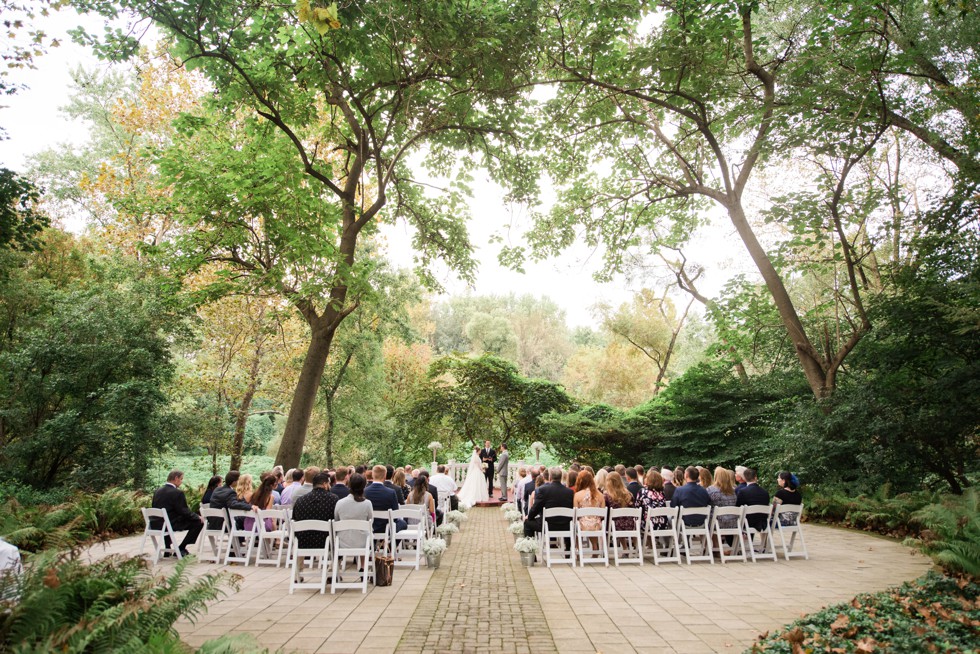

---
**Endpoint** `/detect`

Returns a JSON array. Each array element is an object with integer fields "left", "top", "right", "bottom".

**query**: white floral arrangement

[
  {"left": 458, "top": 502, "right": 471, "bottom": 513},
  {"left": 436, "top": 522, "right": 459, "bottom": 535},
  {"left": 500, "top": 502, "right": 515, "bottom": 512},
  {"left": 446, "top": 510, "right": 468, "bottom": 524},
  {"left": 507, "top": 521, "right": 525, "bottom": 535},
  {"left": 531, "top": 441, "right": 545, "bottom": 452},
  {"left": 421, "top": 538, "right": 447, "bottom": 555},
  {"left": 427, "top": 441, "right": 443, "bottom": 451},
  {"left": 514, "top": 536, "right": 540, "bottom": 554},
  {"left": 505, "top": 509, "right": 522, "bottom": 523}
]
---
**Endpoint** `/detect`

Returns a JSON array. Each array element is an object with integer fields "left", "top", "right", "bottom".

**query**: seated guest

[
  {"left": 524, "top": 466, "right": 574, "bottom": 537},
  {"left": 673, "top": 466, "right": 685, "bottom": 491},
  {"left": 594, "top": 468, "right": 608, "bottom": 492},
  {"left": 392, "top": 468, "right": 409, "bottom": 502},
  {"left": 151, "top": 470, "right": 204, "bottom": 557},
  {"left": 330, "top": 466, "right": 351, "bottom": 499},
  {"left": 671, "top": 466, "right": 711, "bottom": 526},
  {"left": 404, "top": 465, "right": 414, "bottom": 487},
  {"left": 272, "top": 465, "right": 285, "bottom": 494},
  {"left": 522, "top": 467, "right": 540, "bottom": 514},
  {"left": 201, "top": 475, "right": 222, "bottom": 506},
  {"left": 430, "top": 465, "right": 459, "bottom": 511},
  {"left": 279, "top": 469, "right": 307, "bottom": 505},
  {"left": 526, "top": 472, "right": 546, "bottom": 512},
  {"left": 405, "top": 474, "right": 435, "bottom": 527},
  {"left": 773, "top": 470, "right": 802, "bottom": 525},
  {"left": 566, "top": 469, "right": 578, "bottom": 490},
  {"left": 334, "top": 474, "right": 373, "bottom": 553},
  {"left": 707, "top": 467, "right": 738, "bottom": 527},
  {"left": 512, "top": 466, "right": 528, "bottom": 512},
  {"left": 245, "top": 474, "right": 276, "bottom": 532},
  {"left": 735, "top": 466, "right": 748, "bottom": 491},
  {"left": 365, "top": 465, "right": 404, "bottom": 533},
  {"left": 736, "top": 468, "right": 771, "bottom": 531},
  {"left": 634, "top": 469, "right": 667, "bottom": 531},
  {"left": 259, "top": 471, "right": 281, "bottom": 505},
  {"left": 661, "top": 468, "right": 676, "bottom": 501},
  {"left": 290, "top": 467, "right": 320, "bottom": 504},
  {"left": 291, "top": 471, "right": 339, "bottom": 573},
  {"left": 603, "top": 472, "right": 638, "bottom": 532},
  {"left": 624, "top": 467, "right": 642, "bottom": 500},
  {"left": 573, "top": 470, "right": 605, "bottom": 546},
  {"left": 383, "top": 465, "right": 403, "bottom": 503},
  {"left": 698, "top": 467, "right": 712, "bottom": 488},
  {"left": 208, "top": 471, "right": 252, "bottom": 525}
]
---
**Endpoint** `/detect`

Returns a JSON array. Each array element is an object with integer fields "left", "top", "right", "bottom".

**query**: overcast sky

[{"left": 0, "top": 9, "right": 754, "bottom": 328}]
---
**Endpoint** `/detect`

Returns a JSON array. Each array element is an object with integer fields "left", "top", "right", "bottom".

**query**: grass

[{"left": 148, "top": 454, "right": 278, "bottom": 490}]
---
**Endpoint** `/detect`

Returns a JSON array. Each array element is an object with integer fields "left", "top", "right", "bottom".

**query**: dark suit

[
  {"left": 736, "top": 483, "right": 771, "bottom": 531},
  {"left": 626, "top": 480, "right": 642, "bottom": 500},
  {"left": 152, "top": 483, "right": 203, "bottom": 550},
  {"left": 480, "top": 447, "right": 497, "bottom": 495},
  {"left": 670, "top": 481, "right": 711, "bottom": 526},
  {"left": 383, "top": 480, "right": 405, "bottom": 504},
  {"left": 364, "top": 482, "right": 402, "bottom": 533},
  {"left": 523, "top": 481, "right": 575, "bottom": 537},
  {"left": 207, "top": 485, "right": 251, "bottom": 529},
  {"left": 329, "top": 483, "right": 350, "bottom": 500}
]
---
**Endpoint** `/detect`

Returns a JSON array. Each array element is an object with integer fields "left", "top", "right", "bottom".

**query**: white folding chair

[
  {"left": 679, "top": 506, "right": 713, "bottom": 564},
  {"left": 608, "top": 508, "right": 643, "bottom": 566},
  {"left": 197, "top": 508, "right": 228, "bottom": 564},
  {"left": 575, "top": 508, "right": 609, "bottom": 566},
  {"left": 711, "top": 506, "right": 747, "bottom": 564},
  {"left": 288, "top": 519, "right": 332, "bottom": 594},
  {"left": 331, "top": 520, "right": 375, "bottom": 594},
  {"left": 372, "top": 510, "right": 392, "bottom": 558},
  {"left": 224, "top": 509, "right": 258, "bottom": 565},
  {"left": 199, "top": 503, "right": 210, "bottom": 510},
  {"left": 774, "top": 503, "right": 808, "bottom": 560},
  {"left": 391, "top": 507, "right": 426, "bottom": 570},
  {"left": 139, "top": 508, "right": 181, "bottom": 563},
  {"left": 645, "top": 506, "right": 681, "bottom": 565},
  {"left": 542, "top": 507, "right": 576, "bottom": 567},
  {"left": 255, "top": 508, "right": 289, "bottom": 567},
  {"left": 742, "top": 505, "right": 777, "bottom": 562}
]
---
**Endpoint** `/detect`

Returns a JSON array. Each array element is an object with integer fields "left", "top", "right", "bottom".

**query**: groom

[
  {"left": 496, "top": 443, "right": 510, "bottom": 501},
  {"left": 480, "top": 440, "right": 497, "bottom": 497}
]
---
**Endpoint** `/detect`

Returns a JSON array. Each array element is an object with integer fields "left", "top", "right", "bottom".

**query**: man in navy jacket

[
  {"left": 670, "top": 466, "right": 711, "bottom": 526},
  {"left": 736, "top": 468, "right": 771, "bottom": 531},
  {"left": 365, "top": 465, "right": 405, "bottom": 533}
]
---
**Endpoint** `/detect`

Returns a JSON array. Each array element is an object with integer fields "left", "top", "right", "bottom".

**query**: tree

[{"left": 74, "top": 0, "right": 542, "bottom": 469}]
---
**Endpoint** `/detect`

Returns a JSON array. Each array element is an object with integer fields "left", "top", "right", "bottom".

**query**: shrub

[
  {"left": 907, "top": 488, "right": 980, "bottom": 578},
  {"left": 746, "top": 572, "right": 980, "bottom": 653},
  {"left": 0, "top": 550, "right": 239, "bottom": 652}
]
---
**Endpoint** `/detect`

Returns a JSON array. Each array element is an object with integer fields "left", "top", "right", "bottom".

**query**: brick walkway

[{"left": 396, "top": 507, "right": 557, "bottom": 654}]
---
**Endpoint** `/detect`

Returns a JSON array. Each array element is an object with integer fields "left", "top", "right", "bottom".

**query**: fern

[{"left": 907, "top": 488, "right": 980, "bottom": 578}]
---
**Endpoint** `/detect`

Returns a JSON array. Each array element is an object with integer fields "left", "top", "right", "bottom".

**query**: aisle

[{"left": 396, "top": 507, "right": 557, "bottom": 654}]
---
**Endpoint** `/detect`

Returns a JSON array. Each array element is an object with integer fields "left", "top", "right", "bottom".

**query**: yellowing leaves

[{"left": 297, "top": 0, "right": 341, "bottom": 35}]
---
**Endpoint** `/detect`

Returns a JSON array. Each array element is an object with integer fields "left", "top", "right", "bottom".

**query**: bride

[{"left": 457, "top": 446, "right": 489, "bottom": 506}]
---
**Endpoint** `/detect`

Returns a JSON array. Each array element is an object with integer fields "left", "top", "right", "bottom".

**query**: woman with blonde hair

[
  {"left": 573, "top": 469, "right": 605, "bottom": 536},
  {"left": 698, "top": 466, "right": 713, "bottom": 488},
  {"left": 707, "top": 467, "right": 738, "bottom": 553},
  {"left": 594, "top": 468, "right": 608, "bottom": 492},
  {"left": 603, "top": 472, "right": 636, "bottom": 532},
  {"left": 235, "top": 474, "right": 254, "bottom": 502}
]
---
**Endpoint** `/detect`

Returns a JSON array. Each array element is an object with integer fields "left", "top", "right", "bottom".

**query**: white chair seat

[
  {"left": 289, "top": 519, "right": 332, "bottom": 594},
  {"left": 542, "top": 507, "right": 576, "bottom": 567},
  {"left": 742, "top": 505, "right": 777, "bottom": 562},
  {"left": 139, "top": 508, "right": 180, "bottom": 564},
  {"left": 711, "top": 505, "right": 747, "bottom": 564},
  {"left": 679, "top": 506, "right": 713, "bottom": 564},
  {"left": 609, "top": 508, "right": 643, "bottom": 566},
  {"left": 197, "top": 507, "right": 228, "bottom": 564},
  {"left": 224, "top": 509, "right": 258, "bottom": 565},
  {"left": 332, "top": 520, "right": 375, "bottom": 594},
  {"left": 575, "top": 507, "right": 608, "bottom": 566},
  {"left": 774, "top": 503, "right": 808, "bottom": 560},
  {"left": 645, "top": 505, "right": 681, "bottom": 565}
]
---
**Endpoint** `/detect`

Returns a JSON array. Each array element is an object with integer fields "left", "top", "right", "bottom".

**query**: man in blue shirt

[{"left": 670, "top": 466, "right": 711, "bottom": 526}]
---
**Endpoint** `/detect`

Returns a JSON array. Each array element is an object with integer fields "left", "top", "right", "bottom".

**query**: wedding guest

[
  {"left": 523, "top": 466, "right": 573, "bottom": 538},
  {"left": 151, "top": 470, "right": 203, "bottom": 557},
  {"left": 430, "top": 465, "right": 459, "bottom": 511},
  {"left": 259, "top": 471, "right": 281, "bottom": 505},
  {"left": 406, "top": 473, "right": 435, "bottom": 526},
  {"left": 614, "top": 464, "right": 627, "bottom": 478},
  {"left": 208, "top": 471, "right": 252, "bottom": 528},
  {"left": 280, "top": 468, "right": 297, "bottom": 494},
  {"left": 624, "top": 467, "right": 642, "bottom": 500},
  {"left": 522, "top": 467, "right": 540, "bottom": 513},
  {"left": 334, "top": 473, "right": 373, "bottom": 552},
  {"left": 736, "top": 468, "right": 771, "bottom": 531},
  {"left": 244, "top": 474, "right": 276, "bottom": 532},
  {"left": 291, "top": 471, "right": 339, "bottom": 575},
  {"left": 673, "top": 466, "right": 685, "bottom": 491},
  {"left": 661, "top": 468, "right": 676, "bottom": 501},
  {"left": 594, "top": 468, "right": 608, "bottom": 492},
  {"left": 707, "top": 467, "right": 738, "bottom": 544},
  {"left": 391, "top": 468, "right": 409, "bottom": 502},
  {"left": 698, "top": 467, "right": 713, "bottom": 488},
  {"left": 735, "top": 466, "right": 748, "bottom": 491},
  {"left": 366, "top": 465, "right": 404, "bottom": 533},
  {"left": 603, "top": 471, "right": 636, "bottom": 532},
  {"left": 235, "top": 474, "right": 254, "bottom": 503},
  {"left": 566, "top": 469, "right": 578, "bottom": 490},
  {"left": 773, "top": 470, "right": 802, "bottom": 525},
  {"left": 573, "top": 470, "right": 606, "bottom": 543},
  {"left": 634, "top": 469, "right": 667, "bottom": 530},
  {"left": 272, "top": 465, "right": 285, "bottom": 493},
  {"left": 671, "top": 466, "right": 711, "bottom": 526},
  {"left": 201, "top": 475, "right": 222, "bottom": 506},
  {"left": 330, "top": 466, "right": 351, "bottom": 499},
  {"left": 291, "top": 467, "right": 320, "bottom": 504},
  {"left": 634, "top": 464, "right": 644, "bottom": 479},
  {"left": 279, "top": 469, "right": 306, "bottom": 505}
]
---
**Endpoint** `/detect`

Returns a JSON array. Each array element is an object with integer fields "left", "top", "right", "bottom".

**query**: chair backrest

[
  {"left": 542, "top": 507, "right": 575, "bottom": 519},
  {"left": 290, "top": 519, "right": 332, "bottom": 537},
  {"left": 141, "top": 507, "right": 173, "bottom": 531},
  {"left": 391, "top": 507, "right": 426, "bottom": 522},
  {"left": 678, "top": 506, "right": 711, "bottom": 528},
  {"left": 712, "top": 506, "right": 743, "bottom": 519},
  {"left": 227, "top": 508, "right": 255, "bottom": 532},
  {"left": 773, "top": 503, "right": 803, "bottom": 525},
  {"left": 742, "top": 504, "right": 774, "bottom": 530},
  {"left": 648, "top": 506, "right": 678, "bottom": 523},
  {"left": 200, "top": 507, "right": 227, "bottom": 524},
  {"left": 609, "top": 507, "right": 641, "bottom": 529},
  {"left": 332, "top": 519, "right": 373, "bottom": 540},
  {"left": 257, "top": 509, "right": 288, "bottom": 532}
]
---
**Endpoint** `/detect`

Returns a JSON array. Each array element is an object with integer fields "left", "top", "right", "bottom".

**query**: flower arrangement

[
  {"left": 436, "top": 522, "right": 459, "bottom": 535},
  {"left": 458, "top": 502, "right": 471, "bottom": 513},
  {"left": 421, "top": 538, "right": 447, "bottom": 555},
  {"left": 446, "top": 510, "right": 468, "bottom": 524},
  {"left": 501, "top": 502, "right": 515, "bottom": 512},
  {"left": 505, "top": 509, "right": 522, "bottom": 523},
  {"left": 507, "top": 521, "right": 525, "bottom": 535},
  {"left": 514, "top": 537, "right": 541, "bottom": 554}
]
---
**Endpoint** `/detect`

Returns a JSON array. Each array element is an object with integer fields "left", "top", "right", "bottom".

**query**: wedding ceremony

[{"left": 0, "top": 0, "right": 977, "bottom": 653}]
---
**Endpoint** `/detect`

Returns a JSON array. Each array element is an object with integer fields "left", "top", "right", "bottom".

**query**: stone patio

[{"left": 88, "top": 507, "right": 932, "bottom": 653}]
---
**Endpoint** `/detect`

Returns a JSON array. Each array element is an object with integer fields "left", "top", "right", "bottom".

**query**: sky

[{"left": 0, "top": 8, "right": 754, "bottom": 329}]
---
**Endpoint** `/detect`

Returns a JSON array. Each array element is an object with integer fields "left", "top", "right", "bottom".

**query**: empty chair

[
  {"left": 645, "top": 506, "right": 681, "bottom": 565},
  {"left": 773, "top": 503, "right": 808, "bottom": 560},
  {"left": 197, "top": 507, "right": 228, "bottom": 564},
  {"left": 608, "top": 507, "right": 643, "bottom": 566},
  {"left": 224, "top": 509, "right": 258, "bottom": 565},
  {"left": 711, "top": 505, "right": 747, "bottom": 564},
  {"left": 255, "top": 508, "right": 289, "bottom": 567},
  {"left": 288, "top": 519, "right": 333, "bottom": 594},
  {"left": 742, "top": 505, "right": 777, "bottom": 562},
  {"left": 575, "top": 507, "right": 609, "bottom": 566},
  {"left": 332, "top": 520, "right": 375, "bottom": 594},
  {"left": 391, "top": 506, "right": 426, "bottom": 570},
  {"left": 678, "top": 506, "right": 713, "bottom": 564},
  {"left": 541, "top": 507, "right": 576, "bottom": 567},
  {"left": 139, "top": 508, "right": 181, "bottom": 564}
]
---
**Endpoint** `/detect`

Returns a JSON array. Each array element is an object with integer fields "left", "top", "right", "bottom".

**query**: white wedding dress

[{"left": 457, "top": 451, "right": 489, "bottom": 506}]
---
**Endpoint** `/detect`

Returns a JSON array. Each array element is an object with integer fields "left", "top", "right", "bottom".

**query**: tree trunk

[
  {"left": 230, "top": 342, "right": 263, "bottom": 471},
  {"left": 324, "top": 392, "right": 335, "bottom": 469},
  {"left": 276, "top": 319, "right": 334, "bottom": 469}
]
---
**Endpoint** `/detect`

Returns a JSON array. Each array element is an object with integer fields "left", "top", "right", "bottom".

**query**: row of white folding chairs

[
  {"left": 195, "top": 504, "right": 429, "bottom": 570},
  {"left": 537, "top": 503, "right": 807, "bottom": 567},
  {"left": 288, "top": 518, "right": 376, "bottom": 594}
]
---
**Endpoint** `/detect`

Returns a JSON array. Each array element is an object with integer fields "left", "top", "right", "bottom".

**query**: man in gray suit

[{"left": 496, "top": 443, "right": 510, "bottom": 501}]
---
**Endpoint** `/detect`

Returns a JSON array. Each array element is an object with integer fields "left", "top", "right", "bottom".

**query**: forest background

[{"left": 0, "top": 0, "right": 976, "bottom": 506}]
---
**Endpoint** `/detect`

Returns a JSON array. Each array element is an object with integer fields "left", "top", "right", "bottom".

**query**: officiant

[{"left": 480, "top": 440, "right": 497, "bottom": 497}]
